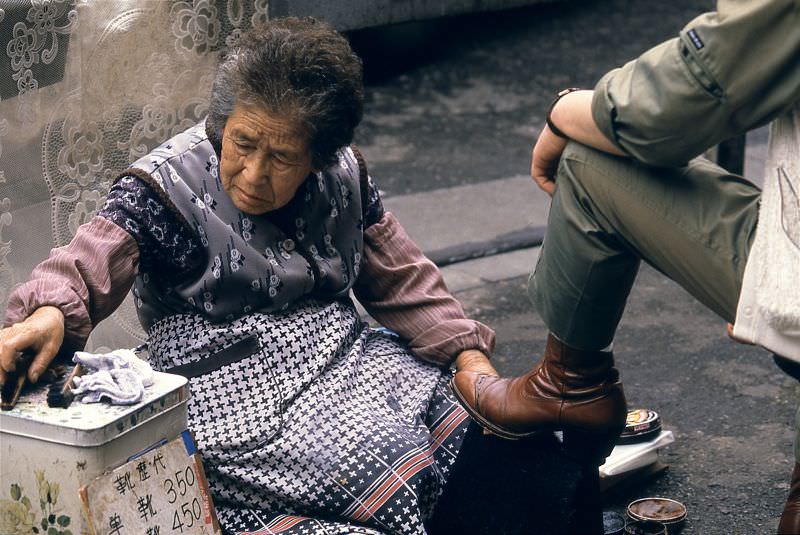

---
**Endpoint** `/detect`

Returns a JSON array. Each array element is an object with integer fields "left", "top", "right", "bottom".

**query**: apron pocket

[{"left": 184, "top": 335, "right": 285, "bottom": 460}]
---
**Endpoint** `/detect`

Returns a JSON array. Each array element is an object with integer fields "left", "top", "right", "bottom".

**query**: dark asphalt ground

[{"left": 348, "top": 1, "right": 798, "bottom": 533}]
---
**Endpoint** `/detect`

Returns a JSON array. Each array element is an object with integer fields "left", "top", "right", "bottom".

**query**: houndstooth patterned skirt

[{"left": 147, "top": 299, "right": 469, "bottom": 535}]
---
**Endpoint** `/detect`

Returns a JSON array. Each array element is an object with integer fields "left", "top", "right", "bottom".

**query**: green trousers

[
  {"left": 529, "top": 142, "right": 800, "bottom": 462},
  {"left": 529, "top": 141, "right": 761, "bottom": 352}
]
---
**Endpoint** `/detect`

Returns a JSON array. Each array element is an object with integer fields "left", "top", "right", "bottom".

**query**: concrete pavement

[{"left": 383, "top": 174, "right": 547, "bottom": 292}]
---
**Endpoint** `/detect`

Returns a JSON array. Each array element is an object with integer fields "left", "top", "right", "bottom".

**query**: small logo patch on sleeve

[{"left": 687, "top": 29, "right": 705, "bottom": 50}]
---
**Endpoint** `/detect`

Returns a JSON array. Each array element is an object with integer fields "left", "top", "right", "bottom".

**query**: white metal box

[{"left": 0, "top": 371, "right": 188, "bottom": 534}]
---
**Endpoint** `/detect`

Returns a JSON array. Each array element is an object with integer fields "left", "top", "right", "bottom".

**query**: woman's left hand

[{"left": 454, "top": 349, "right": 498, "bottom": 377}]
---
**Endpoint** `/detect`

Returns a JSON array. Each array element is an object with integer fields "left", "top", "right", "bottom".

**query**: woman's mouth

[{"left": 236, "top": 187, "right": 270, "bottom": 205}]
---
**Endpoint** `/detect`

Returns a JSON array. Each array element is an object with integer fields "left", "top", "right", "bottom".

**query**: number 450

[{"left": 172, "top": 497, "right": 203, "bottom": 532}]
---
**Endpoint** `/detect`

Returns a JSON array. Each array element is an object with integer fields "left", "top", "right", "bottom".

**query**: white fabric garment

[{"left": 734, "top": 105, "right": 800, "bottom": 359}]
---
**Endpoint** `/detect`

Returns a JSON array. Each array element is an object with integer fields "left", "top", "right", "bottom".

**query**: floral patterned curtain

[{"left": 0, "top": 0, "right": 269, "bottom": 351}]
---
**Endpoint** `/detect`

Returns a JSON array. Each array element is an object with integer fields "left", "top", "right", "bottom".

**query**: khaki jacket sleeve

[{"left": 592, "top": 0, "right": 800, "bottom": 167}]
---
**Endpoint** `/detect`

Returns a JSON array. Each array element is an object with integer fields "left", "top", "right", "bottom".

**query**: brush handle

[
  {"left": 1, "top": 350, "right": 35, "bottom": 410},
  {"left": 0, "top": 374, "right": 27, "bottom": 410},
  {"left": 64, "top": 364, "right": 83, "bottom": 392},
  {"left": 59, "top": 363, "right": 83, "bottom": 395}
]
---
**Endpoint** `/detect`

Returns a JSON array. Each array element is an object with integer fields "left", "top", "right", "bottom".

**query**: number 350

[{"left": 163, "top": 465, "right": 197, "bottom": 504}]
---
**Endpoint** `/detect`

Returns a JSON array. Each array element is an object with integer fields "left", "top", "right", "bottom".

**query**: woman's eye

[
  {"left": 233, "top": 140, "right": 254, "bottom": 152},
  {"left": 273, "top": 155, "right": 293, "bottom": 167}
]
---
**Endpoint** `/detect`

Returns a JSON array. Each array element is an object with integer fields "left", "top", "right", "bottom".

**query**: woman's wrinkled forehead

[{"left": 225, "top": 104, "right": 310, "bottom": 150}]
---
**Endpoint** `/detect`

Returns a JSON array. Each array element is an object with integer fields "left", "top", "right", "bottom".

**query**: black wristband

[{"left": 546, "top": 87, "right": 583, "bottom": 138}]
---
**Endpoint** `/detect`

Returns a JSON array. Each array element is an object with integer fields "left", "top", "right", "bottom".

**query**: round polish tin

[
  {"left": 627, "top": 497, "right": 687, "bottom": 534},
  {"left": 618, "top": 409, "right": 662, "bottom": 444}
]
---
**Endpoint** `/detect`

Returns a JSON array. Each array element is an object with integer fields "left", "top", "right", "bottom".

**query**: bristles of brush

[{"left": 47, "top": 364, "right": 82, "bottom": 409}]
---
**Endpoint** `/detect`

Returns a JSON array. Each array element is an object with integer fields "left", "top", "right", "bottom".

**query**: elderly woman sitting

[{"left": 0, "top": 18, "right": 590, "bottom": 535}]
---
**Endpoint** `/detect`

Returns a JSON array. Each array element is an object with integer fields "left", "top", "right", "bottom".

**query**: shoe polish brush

[
  {"left": 1, "top": 350, "right": 36, "bottom": 410},
  {"left": 47, "top": 363, "right": 84, "bottom": 408}
]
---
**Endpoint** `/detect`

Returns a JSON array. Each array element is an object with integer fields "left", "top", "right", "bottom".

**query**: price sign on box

[{"left": 80, "top": 431, "right": 221, "bottom": 535}]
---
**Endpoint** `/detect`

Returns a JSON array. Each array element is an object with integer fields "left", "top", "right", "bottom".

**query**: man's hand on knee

[{"left": 531, "top": 125, "right": 567, "bottom": 197}]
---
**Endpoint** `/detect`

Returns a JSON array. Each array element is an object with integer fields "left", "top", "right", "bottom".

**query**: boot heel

[{"left": 561, "top": 428, "right": 620, "bottom": 466}]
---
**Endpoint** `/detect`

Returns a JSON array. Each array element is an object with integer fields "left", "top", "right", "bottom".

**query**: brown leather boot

[
  {"left": 779, "top": 463, "right": 800, "bottom": 534},
  {"left": 451, "top": 334, "right": 627, "bottom": 462}
]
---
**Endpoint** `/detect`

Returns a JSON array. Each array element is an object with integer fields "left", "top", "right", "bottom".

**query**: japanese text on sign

[{"left": 80, "top": 432, "right": 220, "bottom": 535}]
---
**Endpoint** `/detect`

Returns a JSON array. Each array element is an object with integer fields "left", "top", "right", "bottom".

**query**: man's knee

[{"left": 556, "top": 141, "right": 628, "bottom": 199}]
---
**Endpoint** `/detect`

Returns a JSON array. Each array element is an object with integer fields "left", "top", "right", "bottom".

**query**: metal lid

[
  {"left": 627, "top": 497, "right": 687, "bottom": 524},
  {"left": 0, "top": 371, "right": 188, "bottom": 447}
]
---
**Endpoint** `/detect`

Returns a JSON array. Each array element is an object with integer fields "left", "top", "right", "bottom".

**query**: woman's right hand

[
  {"left": 0, "top": 306, "right": 65, "bottom": 385},
  {"left": 455, "top": 349, "right": 499, "bottom": 377}
]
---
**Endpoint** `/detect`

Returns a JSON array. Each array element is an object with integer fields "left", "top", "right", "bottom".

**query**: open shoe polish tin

[
  {"left": 618, "top": 409, "right": 662, "bottom": 444},
  {"left": 627, "top": 497, "right": 687, "bottom": 534}
]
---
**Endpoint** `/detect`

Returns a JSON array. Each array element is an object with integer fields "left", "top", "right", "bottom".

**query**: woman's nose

[{"left": 242, "top": 153, "right": 271, "bottom": 184}]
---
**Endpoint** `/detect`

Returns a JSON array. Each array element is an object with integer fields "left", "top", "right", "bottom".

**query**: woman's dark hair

[{"left": 206, "top": 17, "right": 364, "bottom": 169}]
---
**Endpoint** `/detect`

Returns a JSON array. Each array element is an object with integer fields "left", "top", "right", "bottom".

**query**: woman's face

[{"left": 220, "top": 104, "right": 315, "bottom": 215}]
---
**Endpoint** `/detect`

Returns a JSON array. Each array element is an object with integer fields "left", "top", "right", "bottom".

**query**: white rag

[{"left": 71, "top": 349, "right": 154, "bottom": 405}]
